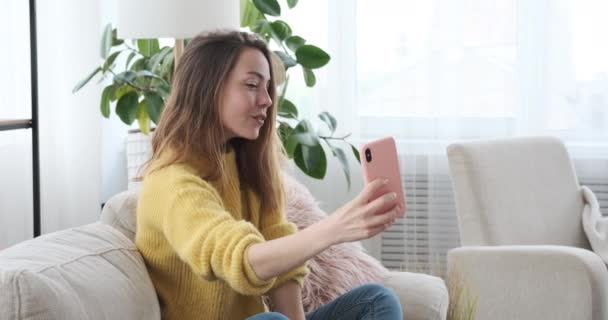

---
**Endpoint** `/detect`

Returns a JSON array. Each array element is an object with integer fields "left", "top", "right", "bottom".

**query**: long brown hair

[{"left": 142, "top": 30, "right": 285, "bottom": 214}]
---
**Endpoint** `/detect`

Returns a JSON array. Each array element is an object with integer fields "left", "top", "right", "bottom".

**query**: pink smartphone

[{"left": 359, "top": 137, "right": 406, "bottom": 217}]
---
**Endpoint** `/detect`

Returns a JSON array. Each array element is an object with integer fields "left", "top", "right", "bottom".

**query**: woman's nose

[{"left": 258, "top": 89, "right": 272, "bottom": 108}]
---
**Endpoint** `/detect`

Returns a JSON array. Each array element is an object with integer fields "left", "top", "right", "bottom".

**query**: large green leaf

[
  {"left": 274, "top": 51, "right": 297, "bottom": 68},
  {"left": 286, "top": 0, "right": 298, "bottom": 9},
  {"left": 294, "top": 143, "right": 327, "bottom": 179},
  {"left": 137, "top": 39, "right": 150, "bottom": 56},
  {"left": 294, "top": 132, "right": 319, "bottom": 146},
  {"left": 294, "top": 119, "right": 319, "bottom": 146},
  {"left": 350, "top": 144, "right": 361, "bottom": 163},
  {"left": 285, "top": 132, "right": 299, "bottom": 158},
  {"left": 100, "top": 24, "right": 112, "bottom": 59},
  {"left": 295, "top": 118, "right": 313, "bottom": 132},
  {"left": 241, "top": 0, "right": 265, "bottom": 28},
  {"left": 330, "top": 145, "right": 351, "bottom": 189},
  {"left": 103, "top": 51, "right": 121, "bottom": 71},
  {"left": 270, "top": 20, "right": 292, "bottom": 40},
  {"left": 113, "top": 70, "right": 137, "bottom": 85},
  {"left": 295, "top": 45, "right": 330, "bottom": 69},
  {"left": 145, "top": 92, "right": 164, "bottom": 124},
  {"left": 278, "top": 122, "right": 291, "bottom": 138},
  {"left": 147, "top": 46, "right": 172, "bottom": 72},
  {"left": 111, "top": 28, "right": 123, "bottom": 46},
  {"left": 253, "top": 20, "right": 273, "bottom": 43},
  {"left": 160, "top": 49, "right": 175, "bottom": 79},
  {"left": 137, "top": 39, "right": 159, "bottom": 57},
  {"left": 156, "top": 82, "right": 171, "bottom": 99},
  {"left": 278, "top": 124, "right": 298, "bottom": 158},
  {"left": 303, "top": 68, "right": 316, "bottom": 87},
  {"left": 130, "top": 58, "right": 146, "bottom": 71},
  {"left": 100, "top": 84, "right": 117, "bottom": 118},
  {"left": 72, "top": 67, "right": 101, "bottom": 93},
  {"left": 125, "top": 52, "right": 137, "bottom": 68},
  {"left": 318, "top": 111, "right": 337, "bottom": 133},
  {"left": 156, "top": 83, "right": 171, "bottom": 99},
  {"left": 115, "top": 91, "right": 139, "bottom": 125},
  {"left": 113, "top": 85, "right": 132, "bottom": 101},
  {"left": 137, "top": 99, "right": 151, "bottom": 134},
  {"left": 253, "top": 0, "right": 281, "bottom": 16},
  {"left": 278, "top": 98, "right": 298, "bottom": 119},
  {"left": 150, "top": 39, "right": 160, "bottom": 55},
  {"left": 285, "top": 35, "right": 306, "bottom": 52},
  {"left": 136, "top": 70, "right": 164, "bottom": 81}
]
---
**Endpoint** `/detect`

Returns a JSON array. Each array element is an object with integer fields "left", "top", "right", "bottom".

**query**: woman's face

[{"left": 220, "top": 48, "right": 273, "bottom": 142}]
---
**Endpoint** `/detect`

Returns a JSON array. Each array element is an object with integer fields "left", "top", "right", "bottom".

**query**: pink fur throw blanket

[{"left": 281, "top": 173, "right": 390, "bottom": 312}]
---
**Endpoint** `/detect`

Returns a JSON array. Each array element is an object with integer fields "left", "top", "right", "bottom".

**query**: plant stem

[
  {"left": 107, "top": 69, "right": 155, "bottom": 93},
  {"left": 318, "top": 133, "right": 352, "bottom": 141},
  {"left": 123, "top": 42, "right": 141, "bottom": 55}
]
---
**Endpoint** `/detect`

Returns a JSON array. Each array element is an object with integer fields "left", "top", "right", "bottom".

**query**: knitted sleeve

[
  {"left": 255, "top": 190, "right": 310, "bottom": 289},
  {"left": 161, "top": 172, "right": 276, "bottom": 296}
]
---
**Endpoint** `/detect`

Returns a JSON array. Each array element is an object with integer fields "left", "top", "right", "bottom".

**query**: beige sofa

[{"left": 0, "top": 191, "right": 448, "bottom": 319}]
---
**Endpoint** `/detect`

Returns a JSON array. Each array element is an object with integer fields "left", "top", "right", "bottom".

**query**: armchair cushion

[
  {"left": 447, "top": 136, "right": 588, "bottom": 247},
  {"left": 448, "top": 245, "right": 608, "bottom": 320}
]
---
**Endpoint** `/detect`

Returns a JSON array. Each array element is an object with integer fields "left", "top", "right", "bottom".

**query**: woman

[{"left": 136, "top": 30, "right": 404, "bottom": 320}]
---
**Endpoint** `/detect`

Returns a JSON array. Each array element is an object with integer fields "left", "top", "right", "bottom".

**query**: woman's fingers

[
  {"left": 364, "top": 206, "right": 398, "bottom": 229},
  {"left": 354, "top": 178, "right": 388, "bottom": 205},
  {"left": 365, "top": 223, "right": 389, "bottom": 239},
  {"left": 363, "top": 191, "right": 399, "bottom": 216},
  {"left": 343, "top": 208, "right": 396, "bottom": 242}
]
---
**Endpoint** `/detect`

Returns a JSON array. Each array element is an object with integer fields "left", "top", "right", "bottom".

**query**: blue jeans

[{"left": 247, "top": 283, "right": 403, "bottom": 320}]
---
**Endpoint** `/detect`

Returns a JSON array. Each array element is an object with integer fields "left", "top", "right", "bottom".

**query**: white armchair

[{"left": 446, "top": 136, "right": 608, "bottom": 320}]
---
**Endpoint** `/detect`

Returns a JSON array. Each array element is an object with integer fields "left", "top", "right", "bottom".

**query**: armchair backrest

[{"left": 447, "top": 136, "right": 589, "bottom": 248}]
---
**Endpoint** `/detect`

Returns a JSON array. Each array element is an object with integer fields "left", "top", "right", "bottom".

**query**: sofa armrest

[
  {"left": 448, "top": 245, "right": 608, "bottom": 320},
  {"left": 381, "top": 271, "right": 448, "bottom": 320},
  {"left": 0, "top": 222, "right": 160, "bottom": 320},
  {"left": 100, "top": 190, "right": 139, "bottom": 242}
]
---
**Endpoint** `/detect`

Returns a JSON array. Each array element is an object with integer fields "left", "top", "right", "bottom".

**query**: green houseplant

[{"left": 73, "top": 0, "right": 359, "bottom": 187}]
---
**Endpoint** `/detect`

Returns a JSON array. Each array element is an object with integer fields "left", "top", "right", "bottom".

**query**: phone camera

[{"left": 365, "top": 148, "right": 372, "bottom": 162}]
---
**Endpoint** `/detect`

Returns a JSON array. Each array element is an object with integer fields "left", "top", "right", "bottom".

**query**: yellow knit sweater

[{"left": 135, "top": 148, "right": 308, "bottom": 320}]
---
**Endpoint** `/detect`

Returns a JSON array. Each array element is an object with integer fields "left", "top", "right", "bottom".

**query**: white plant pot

[{"left": 126, "top": 130, "right": 153, "bottom": 192}]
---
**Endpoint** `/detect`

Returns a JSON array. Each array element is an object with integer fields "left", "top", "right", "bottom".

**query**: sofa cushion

[{"left": 0, "top": 222, "right": 160, "bottom": 320}]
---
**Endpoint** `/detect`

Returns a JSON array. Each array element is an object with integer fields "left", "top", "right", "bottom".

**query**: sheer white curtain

[
  {"left": 0, "top": 0, "right": 104, "bottom": 248},
  {"left": 37, "top": 0, "right": 103, "bottom": 235},
  {"left": 0, "top": 1, "right": 34, "bottom": 249},
  {"left": 285, "top": 0, "right": 608, "bottom": 276}
]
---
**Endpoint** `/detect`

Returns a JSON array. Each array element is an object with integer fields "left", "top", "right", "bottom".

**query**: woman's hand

[
  {"left": 323, "top": 178, "right": 403, "bottom": 245},
  {"left": 246, "top": 178, "right": 403, "bottom": 281}
]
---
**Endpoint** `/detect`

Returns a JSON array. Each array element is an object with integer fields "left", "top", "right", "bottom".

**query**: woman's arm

[
  {"left": 268, "top": 280, "right": 305, "bottom": 320},
  {"left": 247, "top": 178, "right": 400, "bottom": 281},
  {"left": 155, "top": 172, "right": 276, "bottom": 295}
]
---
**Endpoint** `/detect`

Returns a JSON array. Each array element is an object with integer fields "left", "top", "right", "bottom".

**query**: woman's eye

[{"left": 246, "top": 83, "right": 258, "bottom": 89}]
